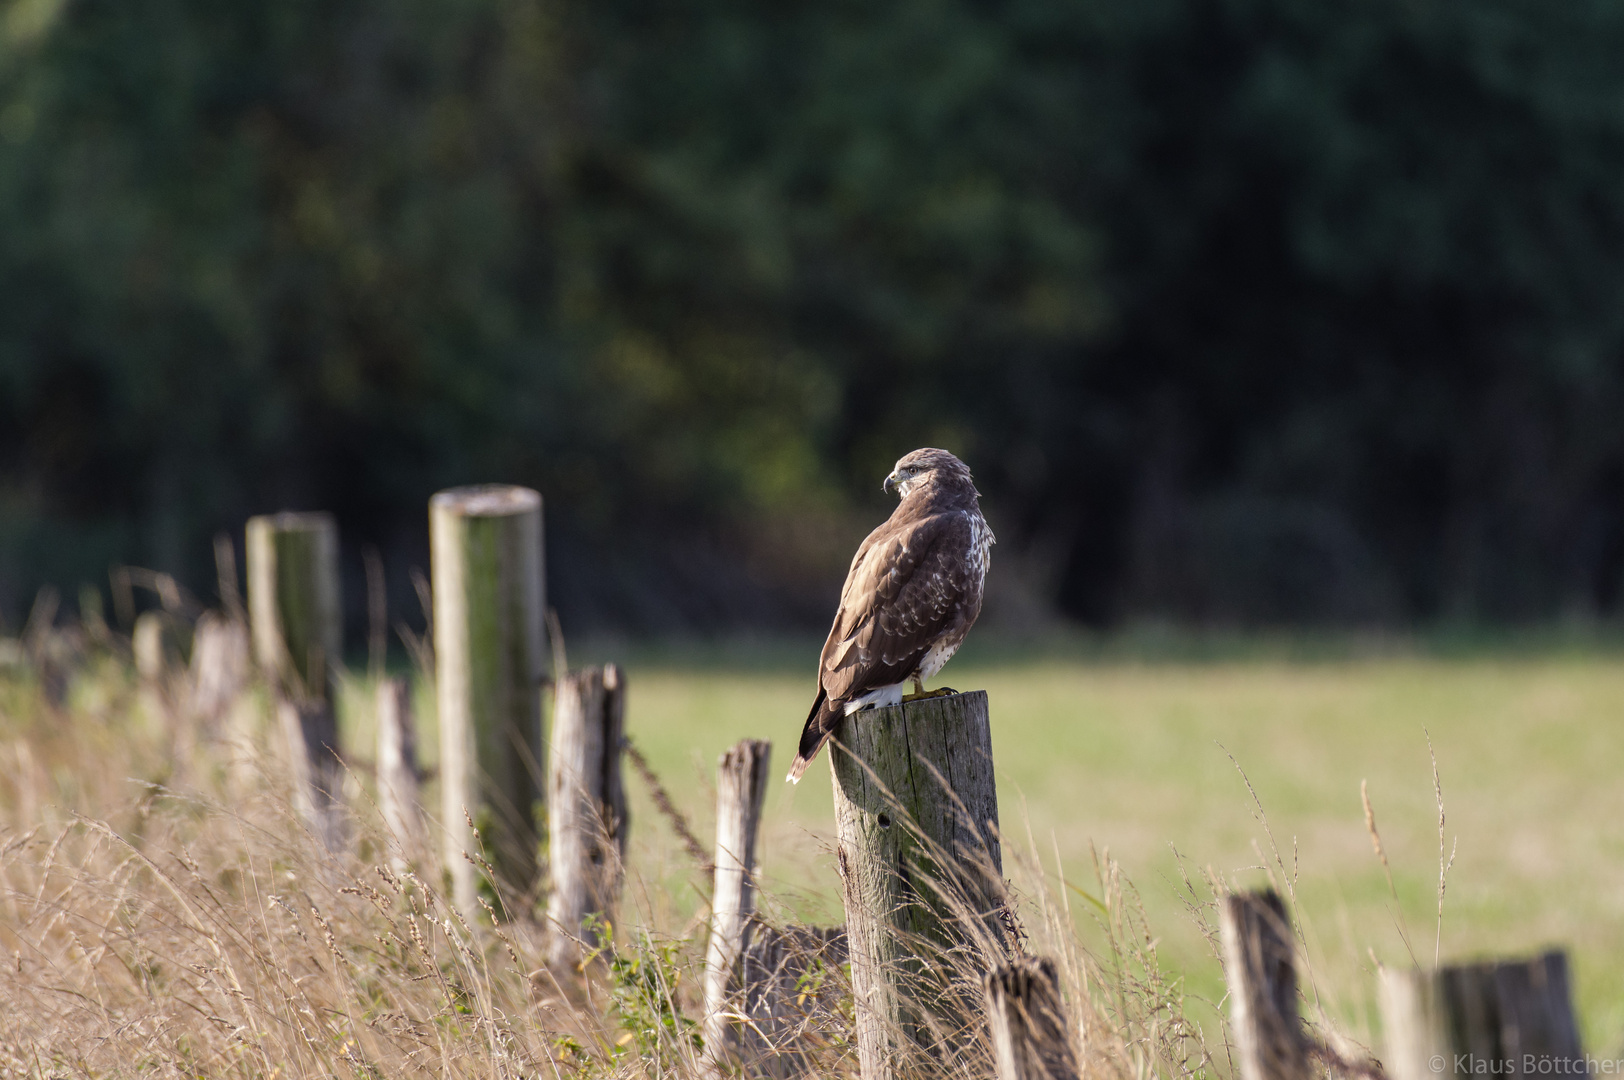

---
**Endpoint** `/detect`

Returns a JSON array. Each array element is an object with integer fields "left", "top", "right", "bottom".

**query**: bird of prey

[{"left": 786, "top": 448, "right": 993, "bottom": 783}]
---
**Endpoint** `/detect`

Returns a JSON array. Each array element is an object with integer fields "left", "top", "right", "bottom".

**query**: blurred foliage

[{"left": 2, "top": 0, "right": 1624, "bottom": 630}]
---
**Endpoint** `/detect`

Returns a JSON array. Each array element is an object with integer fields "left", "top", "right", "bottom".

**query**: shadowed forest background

[{"left": 5, "top": 0, "right": 1624, "bottom": 636}]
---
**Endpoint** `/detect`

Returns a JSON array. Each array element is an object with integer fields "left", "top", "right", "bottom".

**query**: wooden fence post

[
  {"left": 187, "top": 610, "right": 251, "bottom": 785},
  {"left": 702, "top": 738, "right": 772, "bottom": 1074},
  {"left": 829, "top": 689, "right": 1006, "bottom": 1079},
  {"left": 546, "top": 664, "right": 627, "bottom": 970},
  {"left": 1220, "top": 890, "right": 1310, "bottom": 1080},
  {"left": 1380, "top": 951, "right": 1582, "bottom": 1080},
  {"left": 247, "top": 513, "right": 341, "bottom": 698},
  {"left": 430, "top": 485, "right": 548, "bottom": 921},
  {"left": 741, "top": 924, "right": 850, "bottom": 1078},
  {"left": 246, "top": 512, "right": 344, "bottom": 850},
  {"left": 376, "top": 676, "right": 423, "bottom": 871},
  {"left": 985, "top": 956, "right": 1080, "bottom": 1080},
  {"left": 132, "top": 609, "right": 178, "bottom": 746},
  {"left": 188, "top": 611, "right": 250, "bottom": 736}
]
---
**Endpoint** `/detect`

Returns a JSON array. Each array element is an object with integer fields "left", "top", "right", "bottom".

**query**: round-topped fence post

[{"left": 430, "top": 484, "right": 548, "bottom": 921}]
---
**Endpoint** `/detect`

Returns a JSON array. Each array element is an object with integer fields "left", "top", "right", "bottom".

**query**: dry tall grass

[{"left": 0, "top": 614, "right": 1224, "bottom": 1078}]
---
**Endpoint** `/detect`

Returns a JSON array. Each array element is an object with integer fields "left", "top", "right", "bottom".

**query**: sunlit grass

[
  {"left": 0, "top": 632, "right": 1211, "bottom": 1077},
  {"left": 595, "top": 646, "right": 1624, "bottom": 1052},
  {"left": 6, "top": 625, "right": 1622, "bottom": 1072}
]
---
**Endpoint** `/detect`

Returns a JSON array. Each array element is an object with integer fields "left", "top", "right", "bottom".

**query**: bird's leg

[{"left": 903, "top": 676, "right": 958, "bottom": 702}]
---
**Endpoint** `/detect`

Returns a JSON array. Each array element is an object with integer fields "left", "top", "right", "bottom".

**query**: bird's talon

[{"left": 902, "top": 686, "right": 958, "bottom": 702}]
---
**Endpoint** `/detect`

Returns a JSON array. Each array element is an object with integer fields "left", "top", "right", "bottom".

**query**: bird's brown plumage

[{"left": 786, "top": 448, "right": 992, "bottom": 783}]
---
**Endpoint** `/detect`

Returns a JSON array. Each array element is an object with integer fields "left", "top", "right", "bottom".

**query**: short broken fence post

[
  {"left": 246, "top": 512, "right": 345, "bottom": 851},
  {"left": 985, "top": 956, "right": 1080, "bottom": 1080},
  {"left": 376, "top": 676, "right": 423, "bottom": 871},
  {"left": 741, "top": 924, "right": 850, "bottom": 1078},
  {"left": 1380, "top": 951, "right": 1582, "bottom": 1080},
  {"left": 189, "top": 611, "right": 250, "bottom": 734},
  {"left": 830, "top": 689, "right": 1006, "bottom": 1080},
  {"left": 546, "top": 664, "right": 627, "bottom": 970},
  {"left": 430, "top": 485, "right": 548, "bottom": 922},
  {"left": 277, "top": 698, "right": 346, "bottom": 853},
  {"left": 188, "top": 610, "right": 252, "bottom": 786},
  {"left": 132, "top": 609, "right": 177, "bottom": 735},
  {"left": 701, "top": 738, "right": 772, "bottom": 1075},
  {"left": 1220, "top": 890, "right": 1310, "bottom": 1080}
]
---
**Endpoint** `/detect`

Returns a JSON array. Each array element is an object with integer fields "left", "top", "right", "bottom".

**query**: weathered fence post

[
  {"left": 830, "top": 690, "right": 1006, "bottom": 1078},
  {"left": 376, "top": 676, "right": 423, "bottom": 870},
  {"left": 1380, "top": 951, "right": 1582, "bottom": 1080},
  {"left": 188, "top": 610, "right": 250, "bottom": 735},
  {"left": 247, "top": 513, "right": 341, "bottom": 697},
  {"left": 546, "top": 664, "right": 627, "bottom": 970},
  {"left": 1220, "top": 890, "right": 1310, "bottom": 1080},
  {"left": 702, "top": 738, "right": 772, "bottom": 1074},
  {"left": 741, "top": 925, "right": 850, "bottom": 1077},
  {"left": 132, "top": 609, "right": 178, "bottom": 743},
  {"left": 430, "top": 485, "right": 548, "bottom": 921},
  {"left": 132, "top": 609, "right": 174, "bottom": 683},
  {"left": 24, "top": 587, "right": 72, "bottom": 706},
  {"left": 246, "top": 512, "right": 344, "bottom": 850},
  {"left": 985, "top": 956, "right": 1080, "bottom": 1080},
  {"left": 187, "top": 610, "right": 251, "bottom": 785}
]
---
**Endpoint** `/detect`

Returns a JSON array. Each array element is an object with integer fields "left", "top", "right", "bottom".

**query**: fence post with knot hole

[
  {"left": 1220, "top": 890, "right": 1310, "bottom": 1080},
  {"left": 246, "top": 512, "right": 345, "bottom": 852},
  {"left": 702, "top": 738, "right": 772, "bottom": 1075},
  {"left": 985, "top": 956, "right": 1080, "bottom": 1080},
  {"left": 546, "top": 664, "right": 627, "bottom": 971},
  {"left": 430, "top": 484, "right": 548, "bottom": 923},
  {"left": 1380, "top": 951, "right": 1582, "bottom": 1080},
  {"left": 829, "top": 689, "right": 1008, "bottom": 1080}
]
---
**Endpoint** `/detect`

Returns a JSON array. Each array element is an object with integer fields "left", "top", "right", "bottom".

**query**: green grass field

[
  {"left": 548, "top": 645, "right": 1624, "bottom": 1055},
  {"left": 5, "top": 633, "right": 1622, "bottom": 1072}
]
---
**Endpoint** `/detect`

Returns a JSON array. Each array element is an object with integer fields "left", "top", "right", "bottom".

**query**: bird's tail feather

[{"left": 787, "top": 689, "right": 837, "bottom": 784}]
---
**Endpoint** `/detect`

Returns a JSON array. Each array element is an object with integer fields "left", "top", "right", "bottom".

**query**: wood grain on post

[
  {"left": 1220, "top": 890, "right": 1309, "bottom": 1080},
  {"left": 829, "top": 690, "right": 1005, "bottom": 1079},
  {"left": 545, "top": 664, "right": 627, "bottom": 970},
  {"left": 1380, "top": 951, "right": 1582, "bottom": 1080},
  {"left": 985, "top": 956, "right": 1080, "bottom": 1080},
  {"left": 430, "top": 485, "right": 547, "bottom": 921},
  {"left": 376, "top": 676, "right": 423, "bottom": 870},
  {"left": 701, "top": 738, "right": 773, "bottom": 1074},
  {"left": 246, "top": 512, "right": 344, "bottom": 849}
]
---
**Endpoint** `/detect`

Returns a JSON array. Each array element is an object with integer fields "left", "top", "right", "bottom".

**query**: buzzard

[{"left": 786, "top": 448, "right": 993, "bottom": 783}]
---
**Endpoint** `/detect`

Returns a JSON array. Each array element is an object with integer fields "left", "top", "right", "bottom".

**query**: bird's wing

[{"left": 818, "top": 511, "right": 973, "bottom": 703}]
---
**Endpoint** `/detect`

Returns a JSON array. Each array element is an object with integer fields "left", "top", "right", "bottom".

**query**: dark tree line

[{"left": 3, "top": 0, "right": 1624, "bottom": 632}]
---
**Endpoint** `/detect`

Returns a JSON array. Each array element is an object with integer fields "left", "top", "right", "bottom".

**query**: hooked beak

[{"left": 883, "top": 472, "right": 899, "bottom": 496}]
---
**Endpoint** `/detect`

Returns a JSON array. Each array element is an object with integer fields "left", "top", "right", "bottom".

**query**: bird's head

[{"left": 883, "top": 448, "right": 975, "bottom": 500}]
